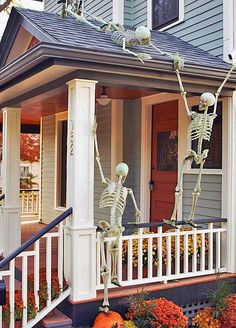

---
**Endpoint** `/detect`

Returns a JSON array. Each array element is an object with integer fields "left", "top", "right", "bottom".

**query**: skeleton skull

[
  {"left": 115, "top": 163, "right": 129, "bottom": 177},
  {"left": 199, "top": 92, "right": 216, "bottom": 111},
  {"left": 135, "top": 26, "right": 151, "bottom": 45}
]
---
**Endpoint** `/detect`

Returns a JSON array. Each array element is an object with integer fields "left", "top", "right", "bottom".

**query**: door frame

[{"left": 140, "top": 93, "right": 185, "bottom": 223}]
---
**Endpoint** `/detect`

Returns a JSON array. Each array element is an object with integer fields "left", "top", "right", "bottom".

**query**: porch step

[{"left": 41, "top": 309, "right": 72, "bottom": 328}]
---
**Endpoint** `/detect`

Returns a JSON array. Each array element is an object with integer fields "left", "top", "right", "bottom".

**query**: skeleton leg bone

[
  {"left": 122, "top": 38, "right": 145, "bottom": 63},
  {"left": 110, "top": 237, "right": 121, "bottom": 286},
  {"left": 99, "top": 232, "right": 110, "bottom": 312},
  {"left": 164, "top": 156, "right": 193, "bottom": 228},
  {"left": 184, "top": 159, "right": 205, "bottom": 227}
]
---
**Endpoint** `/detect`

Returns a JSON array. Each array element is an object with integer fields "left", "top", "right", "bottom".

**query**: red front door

[{"left": 150, "top": 101, "right": 178, "bottom": 222}]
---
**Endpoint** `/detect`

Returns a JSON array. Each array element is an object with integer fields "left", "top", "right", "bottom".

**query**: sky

[{"left": 0, "top": 0, "right": 44, "bottom": 38}]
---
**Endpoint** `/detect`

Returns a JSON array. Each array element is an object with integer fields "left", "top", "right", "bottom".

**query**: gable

[
  {"left": 0, "top": 7, "right": 55, "bottom": 69},
  {"left": 6, "top": 26, "right": 39, "bottom": 65}
]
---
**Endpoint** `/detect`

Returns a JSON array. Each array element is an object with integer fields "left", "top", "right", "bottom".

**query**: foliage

[
  {"left": 2, "top": 290, "right": 37, "bottom": 323},
  {"left": 122, "top": 231, "right": 159, "bottom": 267},
  {"left": 192, "top": 275, "right": 232, "bottom": 327},
  {"left": 20, "top": 133, "right": 40, "bottom": 162},
  {"left": 208, "top": 273, "right": 231, "bottom": 319},
  {"left": 125, "top": 288, "right": 156, "bottom": 327},
  {"left": 28, "top": 268, "right": 65, "bottom": 310},
  {"left": 125, "top": 288, "right": 188, "bottom": 328},
  {"left": 163, "top": 227, "right": 209, "bottom": 263},
  {"left": 20, "top": 173, "right": 38, "bottom": 189},
  {"left": 219, "top": 294, "right": 236, "bottom": 328},
  {"left": 122, "top": 227, "right": 208, "bottom": 268},
  {"left": 192, "top": 307, "right": 220, "bottom": 328}
]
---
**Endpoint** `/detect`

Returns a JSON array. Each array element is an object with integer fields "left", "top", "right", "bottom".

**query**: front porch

[{"left": 0, "top": 7, "right": 236, "bottom": 327}]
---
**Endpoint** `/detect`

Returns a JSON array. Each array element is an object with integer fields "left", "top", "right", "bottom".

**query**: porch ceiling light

[{"left": 97, "top": 86, "right": 111, "bottom": 106}]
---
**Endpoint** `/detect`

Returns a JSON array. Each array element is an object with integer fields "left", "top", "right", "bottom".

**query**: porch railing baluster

[
  {"left": 175, "top": 229, "right": 180, "bottom": 275},
  {"left": 96, "top": 218, "right": 228, "bottom": 290},
  {"left": 34, "top": 240, "right": 40, "bottom": 309},
  {"left": 157, "top": 226, "right": 162, "bottom": 278},
  {"left": 46, "top": 235, "right": 52, "bottom": 306},
  {"left": 22, "top": 255, "right": 28, "bottom": 327},
  {"left": 208, "top": 223, "right": 214, "bottom": 271},
  {"left": 9, "top": 260, "right": 15, "bottom": 328}
]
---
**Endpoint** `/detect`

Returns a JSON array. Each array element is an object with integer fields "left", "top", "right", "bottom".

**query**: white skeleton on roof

[
  {"left": 66, "top": 3, "right": 173, "bottom": 63},
  {"left": 164, "top": 56, "right": 236, "bottom": 228},
  {"left": 93, "top": 119, "right": 140, "bottom": 313}
]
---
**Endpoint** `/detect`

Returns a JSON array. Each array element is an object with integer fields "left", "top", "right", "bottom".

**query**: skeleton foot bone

[{"left": 163, "top": 219, "right": 179, "bottom": 229}]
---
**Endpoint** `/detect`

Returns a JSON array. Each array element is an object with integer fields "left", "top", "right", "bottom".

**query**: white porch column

[
  {"left": 64, "top": 79, "right": 97, "bottom": 301},
  {"left": 225, "top": 91, "right": 236, "bottom": 272},
  {"left": 0, "top": 108, "right": 21, "bottom": 256}
]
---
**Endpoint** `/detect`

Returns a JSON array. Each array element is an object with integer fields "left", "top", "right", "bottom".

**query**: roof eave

[{"left": 1, "top": 42, "right": 236, "bottom": 93}]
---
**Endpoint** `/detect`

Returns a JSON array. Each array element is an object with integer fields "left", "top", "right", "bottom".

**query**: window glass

[
  {"left": 157, "top": 130, "right": 178, "bottom": 171},
  {"left": 191, "top": 102, "right": 222, "bottom": 169},
  {"left": 152, "top": 0, "right": 179, "bottom": 30}
]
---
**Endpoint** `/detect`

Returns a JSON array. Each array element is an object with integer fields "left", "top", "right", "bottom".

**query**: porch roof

[
  {"left": 1, "top": 7, "right": 236, "bottom": 110},
  {"left": 0, "top": 7, "right": 230, "bottom": 71}
]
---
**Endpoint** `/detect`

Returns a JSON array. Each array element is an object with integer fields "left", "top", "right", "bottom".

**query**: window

[
  {"left": 56, "top": 116, "right": 68, "bottom": 208},
  {"left": 191, "top": 102, "right": 222, "bottom": 169},
  {"left": 152, "top": 0, "right": 184, "bottom": 30}
]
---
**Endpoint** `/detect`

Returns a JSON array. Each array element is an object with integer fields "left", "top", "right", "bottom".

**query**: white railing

[
  {"left": 0, "top": 208, "right": 72, "bottom": 328},
  {"left": 20, "top": 190, "right": 39, "bottom": 215},
  {"left": 96, "top": 220, "right": 227, "bottom": 289}
]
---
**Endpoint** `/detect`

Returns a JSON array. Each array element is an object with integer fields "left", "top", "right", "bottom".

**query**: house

[{"left": 0, "top": 1, "right": 236, "bottom": 327}]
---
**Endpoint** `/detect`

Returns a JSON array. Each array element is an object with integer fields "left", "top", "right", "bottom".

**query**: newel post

[
  {"left": 0, "top": 107, "right": 21, "bottom": 256},
  {"left": 64, "top": 79, "right": 97, "bottom": 301}
]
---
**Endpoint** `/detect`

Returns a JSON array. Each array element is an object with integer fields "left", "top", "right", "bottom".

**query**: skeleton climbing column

[{"left": 65, "top": 79, "right": 97, "bottom": 301}]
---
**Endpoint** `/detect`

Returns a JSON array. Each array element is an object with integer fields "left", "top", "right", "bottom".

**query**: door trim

[{"left": 140, "top": 93, "right": 183, "bottom": 223}]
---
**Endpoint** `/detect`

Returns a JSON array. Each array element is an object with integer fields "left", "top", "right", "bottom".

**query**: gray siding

[
  {"left": 183, "top": 174, "right": 222, "bottom": 220},
  {"left": 167, "top": 0, "right": 223, "bottom": 59},
  {"left": 41, "top": 115, "right": 61, "bottom": 224},
  {"left": 94, "top": 103, "right": 112, "bottom": 226},
  {"left": 133, "top": 0, "right": 147, "bottom": 27},
  {"left": 44, "top": 0, "right": 61, "bottom": 14},
  {"left": 84, "top": 0, "right": 113, "bottom": 21},
  {"left": 124, "top": 0, "right": 133, "bottom": 26},
  {"left": 123, "top": 99, "right": 141, "bottom": 224}
]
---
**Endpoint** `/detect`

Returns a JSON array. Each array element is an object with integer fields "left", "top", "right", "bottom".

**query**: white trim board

[{"left": 113, "top": 0, "right": 124, "bottom": 24}]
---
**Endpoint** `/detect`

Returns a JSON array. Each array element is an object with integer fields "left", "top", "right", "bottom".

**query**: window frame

[
  {"left": 148, "top": 0, "right": 184, "bottom": 31},
  {"left": 55, "top": 112, "right": 68, "bottom": 211},
  {"left": 184, "top": 101, "right": 223, "bottom": 175}
]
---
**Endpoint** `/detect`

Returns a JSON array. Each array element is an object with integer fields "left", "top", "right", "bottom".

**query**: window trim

[
  {"left": 54, "top": 112, "right": 68, "bottom": 211},
  {"left": 147, "top": 0, "right": 184, "bottom": 31}
]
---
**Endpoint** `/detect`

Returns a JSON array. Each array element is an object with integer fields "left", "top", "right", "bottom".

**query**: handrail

[
  {"left": 0, "top": 207, "right": 72, "bottom": 269},
  {"left": 0, "top": 194, "right": 5, "bottom": 201},
  {"left": 123, "top": 218, "right": 227, "bottom": 230}
]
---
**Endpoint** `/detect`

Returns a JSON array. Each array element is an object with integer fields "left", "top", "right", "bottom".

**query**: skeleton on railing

[
  {"left": 65, "top": 2, "right": 173, "bottom": 63},
  {"left": 164, "top": 57, "right": 236, "bottom": 228},
  {"left": 93, "top": 119, "right": 140, "bottom": 313}
]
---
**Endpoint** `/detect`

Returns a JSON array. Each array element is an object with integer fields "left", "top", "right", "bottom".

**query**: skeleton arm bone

[
  {"left": 176, "top": 69, "right": 192, "bottom": 117},
  {"left": 67, "top": 6, "right": 100, "bottom": 30},
  {"left": 213, "top": 64, "right": 236, "bottom": 114},
  {"left": 122, "top": 37, "right": 144, "bottom": 64},
  {"left": 127, "top": 188, "right": 141, "bottom": 223},
  {"left": 93, "top": 119, "right": 108, "bottom": 184}
]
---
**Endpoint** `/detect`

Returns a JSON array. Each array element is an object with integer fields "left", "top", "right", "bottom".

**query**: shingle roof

[{"left": 15, "top": 8, "right": 230, "bottom": 70}]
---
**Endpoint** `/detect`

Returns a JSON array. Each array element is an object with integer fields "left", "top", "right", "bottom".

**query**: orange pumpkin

[{"left": 93, "top": 310, "right": 125, "bottom": 328}]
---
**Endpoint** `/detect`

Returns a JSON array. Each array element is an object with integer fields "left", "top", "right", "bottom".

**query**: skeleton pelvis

[{"left": 187, "top": 149, "right": 209, "bottom": 164}]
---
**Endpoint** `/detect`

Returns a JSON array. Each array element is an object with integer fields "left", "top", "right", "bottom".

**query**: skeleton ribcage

[
  {"left": 111, "top": 30, "right": 139, "bottom": 47},
  {"left": 188, "top": 112, "right": 217, "bottom": 142},
  {"left": 99, "top": 183, "right": 126, "bottom": 216}
]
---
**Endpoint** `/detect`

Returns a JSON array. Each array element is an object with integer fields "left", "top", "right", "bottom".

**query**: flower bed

[{"left": 122, "top": 227, "right": 208, "bottom": 270}]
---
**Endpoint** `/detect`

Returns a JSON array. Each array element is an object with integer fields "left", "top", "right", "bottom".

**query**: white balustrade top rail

[
  {"left": 0, "top": 207, "right": 72, "bottom": 328},
  {"left": 96, "top": 219, "right": 227, "bottom": 289}
]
